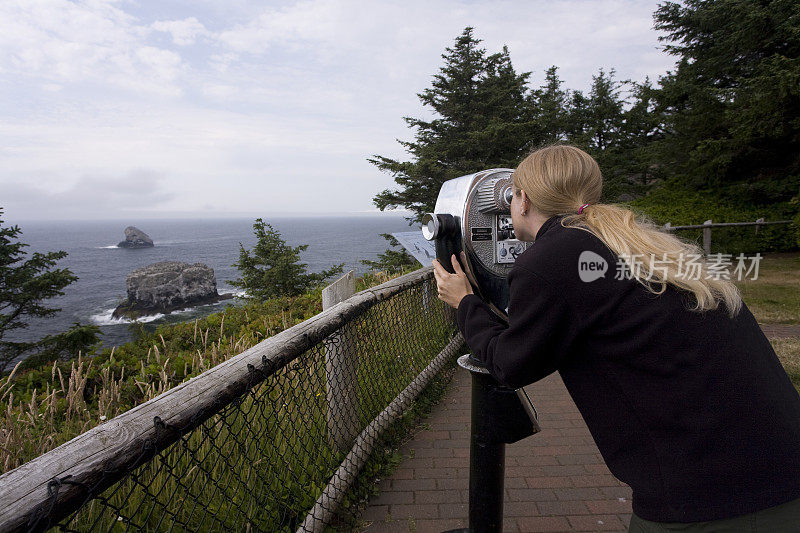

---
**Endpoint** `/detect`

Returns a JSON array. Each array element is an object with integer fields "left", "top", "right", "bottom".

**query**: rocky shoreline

[{"left": 112, "top": 293, "right": 234, "bottom": 319}]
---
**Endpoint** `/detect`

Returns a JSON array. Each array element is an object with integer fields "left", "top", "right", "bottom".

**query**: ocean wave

[
  {"left": 222, "top": 288, "right": 248, "bottom": 298},
  {"left": 98, "top": 245, "right": 120, "bottom": 249},
  {"left": 90, "top": 309, "right": 166, "bottom": 326},
  {"left": 90, "top": 293, "right": 240, "bottom": 326}
]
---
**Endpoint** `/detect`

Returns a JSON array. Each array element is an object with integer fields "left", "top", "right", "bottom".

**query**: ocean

[{"left": 9, "top": 215, "right": 417, "bottom": 352}]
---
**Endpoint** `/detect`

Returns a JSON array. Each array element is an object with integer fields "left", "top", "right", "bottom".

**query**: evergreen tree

[
  {"left": 360, "top": 234, "right": 420, "bottom": 274},
  {"left": 566, "top": 69, "right": 629, "bottom": 199},
  {"left": 586, "top": 69, "right": 625, "bottom": 154},
  {"left": 532, "top": 66, "right": 570, "bottom": 145},
  {"left": 654, "top": 0, "right": 800, "bottom": 203},
  {"left": 370, "top": 27, "right": 533, "bottom": 224},
  {"left": 232, "top": 219, "right": 344, "bottom": 301},
  {"left": 21, "top": 322, "right": 102, "bottom": 370},
  {"left": 565, "top": 89, "right": 591, "bottom": 147},
  {"left": 620, "top": 77, "right": 664, "bottom": 190},
  {"left": 0, "top": 210, "right": 100, "bottom": 372},
  {"left": 472, "top": 46, "right": 537, "bottom": 166}
]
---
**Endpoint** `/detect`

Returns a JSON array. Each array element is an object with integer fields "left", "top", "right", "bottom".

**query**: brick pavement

[
  {"left": 357, "top": 324, "right": 798, "bottom": 532},
  {"left": 358, "top": 368, "right": 632, "bottom": 532}
]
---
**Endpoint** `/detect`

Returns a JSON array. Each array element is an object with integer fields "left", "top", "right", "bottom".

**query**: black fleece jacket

[{"left": 456, "top": 214, "right": 800, "bottom": 523}]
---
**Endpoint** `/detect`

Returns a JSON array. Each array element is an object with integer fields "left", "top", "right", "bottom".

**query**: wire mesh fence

[{"left": 0, "top": 267, "right": 462, "bottom": 532}]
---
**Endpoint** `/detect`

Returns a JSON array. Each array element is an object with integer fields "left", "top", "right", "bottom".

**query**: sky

[{"left": 0, "top": 0, "right": 677, "bottom": 221}]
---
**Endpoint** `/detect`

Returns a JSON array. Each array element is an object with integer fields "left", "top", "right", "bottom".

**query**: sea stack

[
  {"left": 112, "top": 261, "right": 232, "bottom": 319},
  {"left": 117, "top": 226, "right": 154, "bottom": 248}
]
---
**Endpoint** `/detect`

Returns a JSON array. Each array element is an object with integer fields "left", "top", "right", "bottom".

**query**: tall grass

[
  {"left": 1, "top": 317, "right": 263, "bottom": 474},
  {"left": 0, "top": 270, "right": 404, "bottom": 475}
]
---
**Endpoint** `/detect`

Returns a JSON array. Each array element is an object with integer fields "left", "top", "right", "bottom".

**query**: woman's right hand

[{"left": 432, "top": 252, "right": 473, "bottom": 309}]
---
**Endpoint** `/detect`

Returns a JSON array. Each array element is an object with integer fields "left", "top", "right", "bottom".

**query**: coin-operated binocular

[
  {"left": 423, "top": 169, "right": 541, "bottom": 533},
  {"left": 422, "top": 168, "right": 528, "bottom": 316}
]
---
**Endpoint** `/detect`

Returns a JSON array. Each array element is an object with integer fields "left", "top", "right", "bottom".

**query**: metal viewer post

[{"left": 445, "top": 355, "right": 540, "bottom": 533}]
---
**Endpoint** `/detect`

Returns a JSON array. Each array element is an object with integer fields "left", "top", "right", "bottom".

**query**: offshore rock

[
  {"left": 117, "top": 226, "right": 154, "bottom": 248},
  {"left": 112, "top": 261, "right": 232, "bottom": 318}
]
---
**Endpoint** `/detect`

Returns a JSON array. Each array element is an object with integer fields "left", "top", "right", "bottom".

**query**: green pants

[{"left": 628, "top": 496, "right": 800, "bottom": 532}]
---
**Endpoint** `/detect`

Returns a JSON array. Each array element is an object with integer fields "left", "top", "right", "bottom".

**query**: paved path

[
  {"left": 359, "top": 369, "right": 632, "bottom": 532},
  {"left": 759, "top": 323, "right": 800, "bottom": 338},
  {"left": 358, "top": 324, "right": 798, "bottom": 532}
]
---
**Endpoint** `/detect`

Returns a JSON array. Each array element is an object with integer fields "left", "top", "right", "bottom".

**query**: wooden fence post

[
  {"left": 422, "top": 277, "right": 431, "bottom": 313},
  {"left": 755, "top": 217, "right": 764, "bottom": 236},
  {"left": 703, "top": 220, "right": 713, "bottom": 255},
  {"left": 322, "top": 271, "right": 359, "bottom": 453}
]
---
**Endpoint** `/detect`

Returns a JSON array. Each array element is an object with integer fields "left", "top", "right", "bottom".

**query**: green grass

[
  {"left": 735, "top": 252, "right": 800, "bottom": 324},
  {"left": 772, "top": 338, "right": 800, "bottom": 389}
]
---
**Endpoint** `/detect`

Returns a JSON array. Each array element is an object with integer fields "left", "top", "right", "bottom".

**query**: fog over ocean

[{"left": 11, "top": 215, "right": 417, "bottom": 349}]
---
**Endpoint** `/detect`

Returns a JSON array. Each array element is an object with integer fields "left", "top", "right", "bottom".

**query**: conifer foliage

[
  {"left": 232, "top": 219, "right": 344, "bottom": 301},
  {"left": 371, "top": 5, "right": 800, "bottom": 219},
  {"left": 368, "top": 8, "right": 800, "bottom": 265},
  {"left": 369, "top": 28, "right": 534, "bottom": 224},
  {"left": 0, "top": 210, "right": 100, "bottom": 372},
  {"left": 653, "top": 0, "right": 800, "bottom": 204}
]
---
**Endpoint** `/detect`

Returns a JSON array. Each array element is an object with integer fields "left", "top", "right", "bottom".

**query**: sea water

[{"left": 10, "top": 215, "right": 417, "bottom": 351}]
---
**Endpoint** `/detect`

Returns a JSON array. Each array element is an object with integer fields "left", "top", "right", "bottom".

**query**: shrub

[{"left": 629, "top": 185, "right": 799, "bottom": 254}]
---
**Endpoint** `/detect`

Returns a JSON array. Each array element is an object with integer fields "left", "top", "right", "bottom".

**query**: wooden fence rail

[{"left": 662, "top": 219, "right": 794, "bottom": 254}]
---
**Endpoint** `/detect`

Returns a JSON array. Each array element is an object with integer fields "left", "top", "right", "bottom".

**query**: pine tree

[
  {"left": 369, "top": 27, "right": 533, "bottom": 224},
  {"left": 0, "top": 210, "right": 100, "bottom": 372},
  {"left": 472, "top": 46, "right": 537, "bottom": 166},
  {"left": 232, "top": 219, "right": 344, "bottom": 301},
  {"left": 654, "top": 0, "right": 800, "bottom": 203},
  {"left": 532, "top": 66, "right": 570, "bottom": 145},
  {"left": 565, "top": 69, "right": 629, "bottom": 199},
  {"left": 565, "top": 90, "right": 591, "bottom": 147},
  {"left": 587, "top": 69, "right": 625, "bottom": 154},
  {"left": 620, "top": 77, "right": 664, "bottom": 191}
]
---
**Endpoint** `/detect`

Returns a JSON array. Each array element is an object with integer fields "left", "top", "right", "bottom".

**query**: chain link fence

[{"left": 0, "top": 267, "right": 463, "bottom": 532}]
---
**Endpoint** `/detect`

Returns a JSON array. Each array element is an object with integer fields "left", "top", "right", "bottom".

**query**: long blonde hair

[{"left": 513, "top": 144, "right": 742, "bottom": 317}]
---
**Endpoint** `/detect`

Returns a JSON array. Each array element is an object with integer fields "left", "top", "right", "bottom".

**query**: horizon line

[{"left": 5, "top": 210, "right": 418, "bottom": 223}]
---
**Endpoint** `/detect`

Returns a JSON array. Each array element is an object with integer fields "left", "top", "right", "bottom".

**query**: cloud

[
  {"left": 216, "top": 0, "right": 345, "bottom": 53},
  {"left": 3, "top": 170, "right": 176, "bottom": 220},
  {"left": 0, "top": 0, "right": 183, "bottom": 95},
  {"left": 152, "top": 17, "right": 208, "bottom": 46},
  {"left": 0, "top": 0, "right": 677, "bottom": 220}
]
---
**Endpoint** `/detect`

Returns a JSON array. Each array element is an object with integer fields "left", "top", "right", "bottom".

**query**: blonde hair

[{"left": 513, "top": 144, "right": 742, "bottom": 317}]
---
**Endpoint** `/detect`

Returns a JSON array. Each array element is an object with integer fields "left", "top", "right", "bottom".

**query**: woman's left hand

[{"left": 433, "top": 252, "right": 474, "bottom": 309}]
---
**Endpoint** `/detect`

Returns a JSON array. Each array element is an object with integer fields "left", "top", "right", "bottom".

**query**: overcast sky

[{"left": 0, "top": 0, "right": 677, "bottom": 221}]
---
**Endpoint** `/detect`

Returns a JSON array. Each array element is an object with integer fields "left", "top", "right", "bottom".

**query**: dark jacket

[{"left": 456, "top": 214, "right": 800, "bottom": 522}]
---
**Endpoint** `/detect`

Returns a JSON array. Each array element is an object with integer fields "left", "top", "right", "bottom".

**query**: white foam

[
  {"left": 90, "top": 295, "right": 239, "bottom": 326},
  {"left": 98, "top": 245, "right": 120, "bottom": 249},
  {"left": 90, "top": 308, "right": 166, "bottom": 326}
]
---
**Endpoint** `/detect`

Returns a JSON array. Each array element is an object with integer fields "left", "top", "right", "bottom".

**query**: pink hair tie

[{"left": 578, "top": 203, "right": 590, "bottom": 214}]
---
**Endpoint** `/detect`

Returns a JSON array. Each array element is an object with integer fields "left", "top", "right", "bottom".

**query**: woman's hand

[{"left": 433, "top": 252, "right": 474, "bottom": 309}]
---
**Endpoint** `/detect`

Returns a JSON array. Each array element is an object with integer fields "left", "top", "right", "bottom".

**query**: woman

[{"left": 432, "top": 145, "right": 800, "bottom": 532}]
